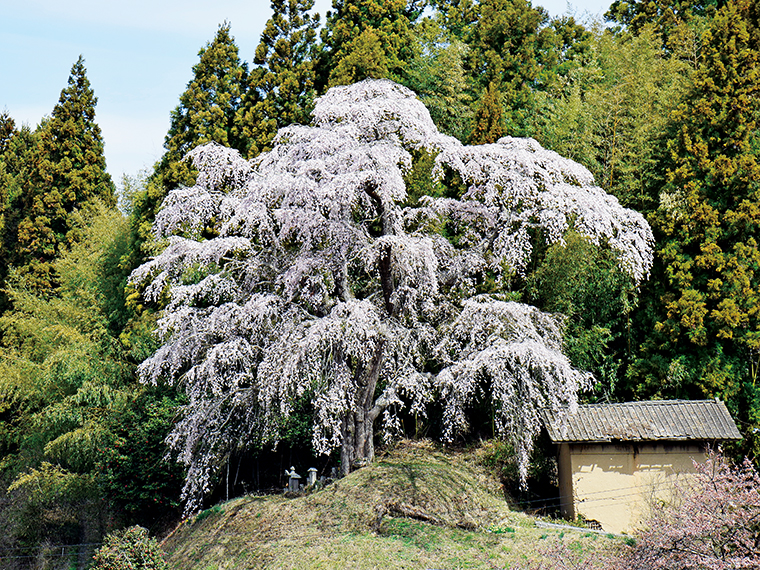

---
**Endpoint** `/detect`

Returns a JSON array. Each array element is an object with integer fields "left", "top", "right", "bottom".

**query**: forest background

[{"left": 0, "top": 0, "right": 758, "bottom": 565}]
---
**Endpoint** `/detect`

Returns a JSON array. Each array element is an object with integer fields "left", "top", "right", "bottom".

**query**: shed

[{"left": 541, "top": 399, "right": 741, "bottom": 533}]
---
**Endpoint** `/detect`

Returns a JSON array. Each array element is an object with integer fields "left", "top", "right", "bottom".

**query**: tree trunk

[
  {"left": 340, "top": 340, "right": 388, "bottom": 476},
  {"left": 341, "top": 181, "right": 397, "bottom": 476}
]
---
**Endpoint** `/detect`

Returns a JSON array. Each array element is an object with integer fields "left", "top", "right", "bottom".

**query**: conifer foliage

[
  {"left": 14, "top": 56, "right": 114, "bottom": 289},
  {"left": 131, "top": 79, "right": 653, "bottom": 512},
  {"left": 159, "top": 23, "right": 248, "bottom": 190},
  {"left": 319, "top": 0, "right": 416, "bottom": 88},
  {"left": 469, "top": 81, "right": 505, "bottom": 145},
  {"left": 464, "top": 0, "right": 552, "bottom": 136},
  {"left": 0, "top": 122, "right": 37, "bottom": 311},
  {"left": 403, "top": 19, "right": 473, "bottom": 142},
  {"left": 655, "top": 0, "right": 760, "bottom": 359},
  {"left": 328, "top": 28, "right": 391, "bottom": 87},
  {"left": 128, "top": 24, "right": 248, "bottom": 269},
  {"left": 606, "top": 0, "right": 725, "bottom": 37},
  {"left": 0, "top": 111, "right": 14, "bottom": 155},
  {"left": 237, "top": 0, "right": 319, "bottom": 158}
]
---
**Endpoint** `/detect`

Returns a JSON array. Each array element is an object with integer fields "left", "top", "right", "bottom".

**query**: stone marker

[{"left": 285, "top": 466, "right": 301, "bottom": 493}]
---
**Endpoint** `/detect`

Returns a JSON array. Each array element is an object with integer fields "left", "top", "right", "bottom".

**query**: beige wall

[{"left": 558, "top": 442, "right": 704, "bottom": 534}]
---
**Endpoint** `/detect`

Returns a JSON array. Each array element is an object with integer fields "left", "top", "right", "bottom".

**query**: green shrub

[
  {"left": 194, "top": 504, "right": 223, "bottom": 523},
  {"left": 92, "top": 525, "right": 168, "bottom": 570}
]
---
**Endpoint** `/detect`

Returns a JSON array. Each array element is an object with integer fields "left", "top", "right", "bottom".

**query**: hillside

[{"left": 161, "top": 441, "right": 622, "bottom": 569}]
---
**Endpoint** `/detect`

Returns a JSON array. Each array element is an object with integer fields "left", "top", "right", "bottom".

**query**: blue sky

[{"left": 0, "top": 0, "right": 611, "bottom": 183}]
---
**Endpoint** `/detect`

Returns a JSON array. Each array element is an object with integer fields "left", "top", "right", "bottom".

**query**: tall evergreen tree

[
  {"left": 403, "top": 17, "right": 473, "bottom": 142},
  {"left": 629, "top": 1, "right": 760, "bottom": 450},
  {"left": 317, "top": 0, "right": 416, "bottom": 90},
  {"left": 0, "top": 124, "right": 37, "bottom": 312},
  {"left": 0, "top": 112, "right": 20, "bottom": 312},
  {"left": 158, "top": 22, "right": 248, "bottom": 190},
  {"left": 429, "top": 0, "right": 479, "bottom": 40},
  {"left": 469, "top": 81, "right": 505, "bottom": 144},
  {"left": 128, "top": 24, "right": 247, "bottom": 269},
  {"left": 0, "top": 111, "right": 14, "bottom": 155},
  {"left": 544, "top": 15, "right": 593, "bottom": 82},
  {"left": 655, "top": 0, "right": 759, "bottom": 353},
  {"left": 419, "top": 1, "right": 589, "bottom": 141},
  {"left": 606, "top": 0, "right": 725, "bottom": 38},
  {"left": 328, "top": 28, "right": 390, "bottom": 87},
  {"left": 0, "top": 112, "right": 20, "bottom": 265},
  {"left": 14, "top": 56, "right": 114, "bottom": 291},
  {"left": 236, "top": 0, "right": 319, "bottom": 158},
  {"left": 464, "top": 0, "right": 551, "bottom": 136}
]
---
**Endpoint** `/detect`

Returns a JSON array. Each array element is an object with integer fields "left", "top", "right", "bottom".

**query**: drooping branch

[
  {"left": 130, "top": 78, "right": 654, "bottom": 511},
  {"left": 377, "top": 241, "right": 395, "bottom": 317},
  {"left": 363, "top": 180, "right": 398, "bottom": 317}
]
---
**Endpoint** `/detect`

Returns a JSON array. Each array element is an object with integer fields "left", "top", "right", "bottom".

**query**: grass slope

[{"left": 162, "top": 441, "right": 620, "bottom": 569}]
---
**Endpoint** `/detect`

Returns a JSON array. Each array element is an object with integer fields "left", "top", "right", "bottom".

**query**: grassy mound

[{"left": 162, "top": 440, "right": 619, "bottom": 569}]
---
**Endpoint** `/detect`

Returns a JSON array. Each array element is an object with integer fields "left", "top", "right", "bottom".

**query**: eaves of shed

[{"left": 541, "top": 398, "right": 742, "bottom": 444}]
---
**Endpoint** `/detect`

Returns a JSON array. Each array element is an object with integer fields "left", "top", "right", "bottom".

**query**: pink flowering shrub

[
  {"left": 620, "top": 450, "right": 760, "bottom": 570},
  {"left": 512, "top": 451, "right": 759, "bottom": 570}
]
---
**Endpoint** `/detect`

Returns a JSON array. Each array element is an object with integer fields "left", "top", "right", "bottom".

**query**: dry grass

[{"left": 162, "top": 440, "right": 621, "bottom": 569}]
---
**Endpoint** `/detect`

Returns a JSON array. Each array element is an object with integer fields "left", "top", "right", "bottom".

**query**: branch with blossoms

[
  {"left": 130, "top": 79, "right": 654, "bottom": 513},
  {"left": 620, "top": 449, "right": 760, "bottom": 570}
]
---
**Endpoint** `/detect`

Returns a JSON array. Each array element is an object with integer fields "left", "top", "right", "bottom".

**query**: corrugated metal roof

[{"left": 542, "top": 399, "right": 742, "bottom": 443}]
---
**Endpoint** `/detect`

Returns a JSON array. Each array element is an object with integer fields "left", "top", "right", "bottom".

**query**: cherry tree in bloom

[
  {"left": 620, "top": 450, "right": 760, "bottom": 570},
  {"left": 130, "top": 79, "right": 654, "bottom": 512}
]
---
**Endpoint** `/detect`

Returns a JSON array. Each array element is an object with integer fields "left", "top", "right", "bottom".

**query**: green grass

[{"left": 161, "top": 440, "right": 623, "bottom": 569}]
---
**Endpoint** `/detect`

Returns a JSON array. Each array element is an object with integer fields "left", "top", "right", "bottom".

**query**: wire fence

[
  {"left": 510, "top": 475, "right": 692, "bottom": 512},
  {"left": 0, "top": 542, "right": 101, "bottom": 562}
]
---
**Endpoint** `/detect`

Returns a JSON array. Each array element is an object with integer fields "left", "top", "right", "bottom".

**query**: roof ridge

[
  {"left": 541, "top": 399, "right": 741, "bottom": 443},
  {"left": 577, "top": 399, "right": 717, "bottom": 407}
]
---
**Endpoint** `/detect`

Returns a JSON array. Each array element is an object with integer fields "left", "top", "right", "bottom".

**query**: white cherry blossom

[{"left": 130, "top": 79, "right": 653, "bottom": 512}]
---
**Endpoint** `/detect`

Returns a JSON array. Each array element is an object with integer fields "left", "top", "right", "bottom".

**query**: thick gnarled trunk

[
  {"left": 340, "top": 405, "right": 375, "bottom": 475},
  {"left": 340, "top": 340, "right": 387, "bottom": 476},
  {"left": 340, "top": 183, "right": 398, "bottom": 475}
]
